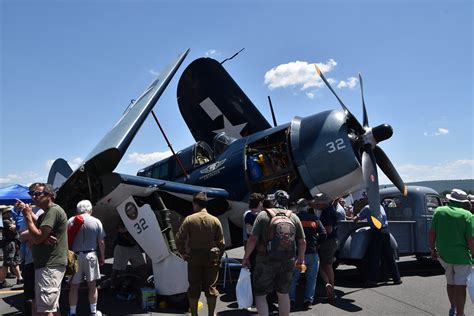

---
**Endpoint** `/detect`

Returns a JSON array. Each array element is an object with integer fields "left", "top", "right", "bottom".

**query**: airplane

[{"left": 47, "top": 48, "right": 406, "bottom": 297}]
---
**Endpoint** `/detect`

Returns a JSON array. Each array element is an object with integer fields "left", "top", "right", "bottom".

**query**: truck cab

[{"left": 337, "top": 186, "right": 442, "bottom": 269}]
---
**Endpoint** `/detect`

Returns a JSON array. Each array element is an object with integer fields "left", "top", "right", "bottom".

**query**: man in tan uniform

[{"left": 176, "top": 192, "right": 225, "bottom": 316}]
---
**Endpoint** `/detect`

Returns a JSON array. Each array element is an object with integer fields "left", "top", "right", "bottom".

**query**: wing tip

[{"left": 314, "top": 64, "right": 321, "bottom": 76}]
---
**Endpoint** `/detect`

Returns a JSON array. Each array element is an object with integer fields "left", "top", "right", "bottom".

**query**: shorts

[
  {"left": 319, "top": 238, "right": 338, "bottom": 265},
  {"left": 2, "top": 240, "right": 21, "bottom": 266},
  {"left": 252, "top": 257, "right": 294, "bottom": 296},
  {"left": 112, "top": 244, "right": 145, "bottom": 271},
  {"left": 71, "top": 251, "right": 101, "bottom": 284},
  {"left": 438, "top": 258, "right": 472, "bottom": 285},
  {"left": 35, "top": 266, "right": 66, "bottom": 313}
]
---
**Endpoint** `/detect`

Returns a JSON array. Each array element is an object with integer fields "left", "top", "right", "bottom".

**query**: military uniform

[{"left": 176, "top": 208, "right": 225, "bottom": 300}]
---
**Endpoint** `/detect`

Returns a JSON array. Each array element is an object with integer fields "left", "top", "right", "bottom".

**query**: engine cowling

[{"left": 290, "top": 110, "right": 364, "bottom": 199}]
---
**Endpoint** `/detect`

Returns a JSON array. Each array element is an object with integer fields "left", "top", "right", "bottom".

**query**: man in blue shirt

[{"left": 353, "top": 201, "right": 401, "bottom": 287}]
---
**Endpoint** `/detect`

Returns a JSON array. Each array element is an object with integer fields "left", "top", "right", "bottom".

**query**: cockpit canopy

[{"left": 213, "top": 132, "right": 237, "bottom": 156}]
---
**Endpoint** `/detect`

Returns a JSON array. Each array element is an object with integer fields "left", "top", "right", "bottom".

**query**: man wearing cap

[
  {"left": 289, "top": 198, "right": 326, "bottom": 310},
  {"left": 176, "top": 192, "right": 225, "bottom": 316},
  {"left": 68, "top": 200, "right": 105, "bottom": 316},
  {"left": 243, "top": 190, "right": 306, "bottom": 316},
  {"left": 429, "top": 189, "right": 474, "bottom": 316}
]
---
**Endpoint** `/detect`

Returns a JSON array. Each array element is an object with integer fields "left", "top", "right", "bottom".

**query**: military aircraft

[{"left": 47, "top": 48, "right": 406, "bottom": 296}]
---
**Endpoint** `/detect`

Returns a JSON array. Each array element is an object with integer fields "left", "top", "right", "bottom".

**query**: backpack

[
  {"left": 265, "top": 208, "right": 296, "bottom": 259},
  {"left": 66, "top": 250, "right": 78, "bottom": 276}
]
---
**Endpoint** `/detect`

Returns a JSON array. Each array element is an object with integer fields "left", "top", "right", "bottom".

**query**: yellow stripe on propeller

[{"left": 370, "top": 216, "right": 382, "bottom": 229}]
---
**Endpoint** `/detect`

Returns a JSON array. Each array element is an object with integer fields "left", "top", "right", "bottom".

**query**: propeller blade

[
  {"left": 362, "top": 146, "right": 383, "bottom": 229},
  {"left": 374, "top": 146, "right": 407, "bottom": 196},
  {"left": 314, "top": 64, "right": 364, "bottom": 134},
  {"left": 359, "top": 73, "right": 369, "bottom": 128}
]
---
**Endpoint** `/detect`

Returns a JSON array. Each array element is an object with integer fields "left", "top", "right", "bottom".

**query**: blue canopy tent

[{"left": 0, "top": 184, "right": 32, "bottom": 205}]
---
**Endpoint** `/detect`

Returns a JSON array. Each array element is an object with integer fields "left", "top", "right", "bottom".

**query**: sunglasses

[{"left": 28, "top": 191, "right": 48, "bottom": 197}]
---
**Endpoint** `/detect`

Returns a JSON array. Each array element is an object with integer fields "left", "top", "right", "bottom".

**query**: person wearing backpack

[{"left": 242, "top": 190, "right": 306, "bottom": 316}]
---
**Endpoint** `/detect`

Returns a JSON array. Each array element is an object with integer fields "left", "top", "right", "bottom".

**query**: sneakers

[
  {"left": 0, "top": 281, "right": 13, "bottom": 288},
  {"left": 325, "top": 283, "right": 334, "bottom": 302},
  {"left": 393, "top": 279, "right": 403, "bottom": 285},
  {"left": 91, "top": 311, "right": 102, "bottom": 316},
  {"left": 303, "top": 301, "right": 311, "bottom": 310},
  {"left": 16, "top": 279, "right": 24, "bottom": 285}
]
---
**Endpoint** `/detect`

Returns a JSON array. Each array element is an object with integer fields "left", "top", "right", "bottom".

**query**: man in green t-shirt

[
  {"left": 243, "top": 190, "right": 306, "bottom": 316},
  {"left": 429, "top": 189, "right": 474, "bottom": 316},
  {"left": 16, "top": 183, "right": 68, "bottom": 316}
]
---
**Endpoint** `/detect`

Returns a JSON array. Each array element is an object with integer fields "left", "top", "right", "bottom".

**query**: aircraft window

[
  {"left": 151, "top": 165, "right": 160, "bottom": 179},
  {"left": 160, "top": 162, "right": 169, "bottom": 179},
  {"left": 151, "top": 161, "right": 169, "bottom": 180},
  {"left": 426, "top": 195, "right": 442, "bottom": 214},
  {"left": 193, "top": 142, "right": 214, "bottom": 167},
  {"left": 214, "top": 132, "right": 237, "bottom": 155}
]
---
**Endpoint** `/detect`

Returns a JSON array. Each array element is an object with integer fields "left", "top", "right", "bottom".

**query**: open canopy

[{"left": 0, "top": 184, "right": 32, "bottom": 205}]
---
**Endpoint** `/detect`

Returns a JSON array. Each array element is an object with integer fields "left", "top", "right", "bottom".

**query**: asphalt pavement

[{"left": 1, "top": 247, "right": 473, "bottom": 315}]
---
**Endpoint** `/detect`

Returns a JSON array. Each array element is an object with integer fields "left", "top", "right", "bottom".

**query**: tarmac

[{"left": 1, "top": 247, "right": 473, "bottom": 315}]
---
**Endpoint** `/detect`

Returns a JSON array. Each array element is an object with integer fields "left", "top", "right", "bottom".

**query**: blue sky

[{"left": 1, "top": 0, "right": 472, "bottom": 186}]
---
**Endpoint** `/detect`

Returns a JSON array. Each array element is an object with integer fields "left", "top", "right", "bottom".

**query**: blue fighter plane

[{"left": 47, "top": 49, "right": 406, "bottom": 296}]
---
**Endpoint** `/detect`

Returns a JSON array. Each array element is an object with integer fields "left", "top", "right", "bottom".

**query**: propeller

[{"left": 314, "top": 65, "right": 407, "bottom": 229}]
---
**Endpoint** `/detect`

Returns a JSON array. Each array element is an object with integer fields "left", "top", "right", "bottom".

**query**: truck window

[
  {"left": 426, "top": 195, "right": 442, "bottom": 215},
  {"left": 382, "top": 196, "right": 413, "bottom": 219}
]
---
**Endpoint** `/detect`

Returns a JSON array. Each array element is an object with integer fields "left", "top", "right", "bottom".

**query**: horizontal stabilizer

[{"left": 47, "top": 158, "right": 73, "bottom": 191}]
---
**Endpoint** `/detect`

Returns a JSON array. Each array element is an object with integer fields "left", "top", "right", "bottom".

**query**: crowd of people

[{"left": 0, "top": 184, "right": 472, "bottom": 316}]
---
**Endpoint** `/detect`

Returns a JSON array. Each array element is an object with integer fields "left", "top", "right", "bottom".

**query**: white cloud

[
  {"left": 337, "top": 77, "right": 358, "bottom": 89},
  {"left": 423, "top": 127, "right": 449, "bottom": 136},
  {"left": 305, "top": 92, "right": 315, "bottom": 99},
  {"left": 149, "top": 69, "right": 160, "bottom": 76},
  {"left": 264, "top": 59, "right": 337, "bottom": 91},
  {"left": 0, "top": 171, "right": 44, "bottom": 186},
  {"left": 126, "top": 150, "right": 172, "bottom": 165},
  {"left": 435, "top": 128, "right": 449, "bottom": 136},
  {"left": 379, "top": 159, "right": 474, "bottom": 184},
  {"left": 205, "top": 49, "right": 220, "bottom": 57}
]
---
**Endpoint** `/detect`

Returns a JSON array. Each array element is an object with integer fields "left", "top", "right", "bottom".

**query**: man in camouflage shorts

[{"left": 243, "top": 190, "right": 306, "bottom": 316}]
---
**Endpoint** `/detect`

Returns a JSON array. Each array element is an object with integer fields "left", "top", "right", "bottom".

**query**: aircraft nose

[{"left": 372, "top": 123, "right": 393, "bottom": 143}]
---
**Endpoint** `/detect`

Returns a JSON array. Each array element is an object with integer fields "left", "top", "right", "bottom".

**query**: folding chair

[{"left": 220, "top": 252, "right": 242, "bottom": 288}]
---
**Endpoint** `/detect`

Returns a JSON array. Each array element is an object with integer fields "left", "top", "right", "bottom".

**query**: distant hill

[{"left": 381, "top": 179, "right": 473, "bottom": 194}]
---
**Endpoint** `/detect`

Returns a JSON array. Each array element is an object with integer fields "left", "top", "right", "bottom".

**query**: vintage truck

[{"left": 335, "top": 186, "right": 443, "bottom": 273}]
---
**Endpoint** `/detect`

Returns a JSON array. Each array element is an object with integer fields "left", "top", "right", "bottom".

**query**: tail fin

[{"left": 47, "top": 158, "right": 73, "bottom": 191}]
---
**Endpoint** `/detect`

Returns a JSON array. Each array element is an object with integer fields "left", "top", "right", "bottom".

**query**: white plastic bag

[
  {"left": 236, "top": 267, "right": 253, "bottom": 309},
  {"left": 467, "top": 267, "right": 474, "bottom": 303}
]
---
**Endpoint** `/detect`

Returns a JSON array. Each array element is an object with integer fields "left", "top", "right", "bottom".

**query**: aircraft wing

[
  {"left": 54, "top": 49, "right": 190, "bottom": 210},
  {"left": 177, "top": 57, "right": 271, "bottom": 146}
]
